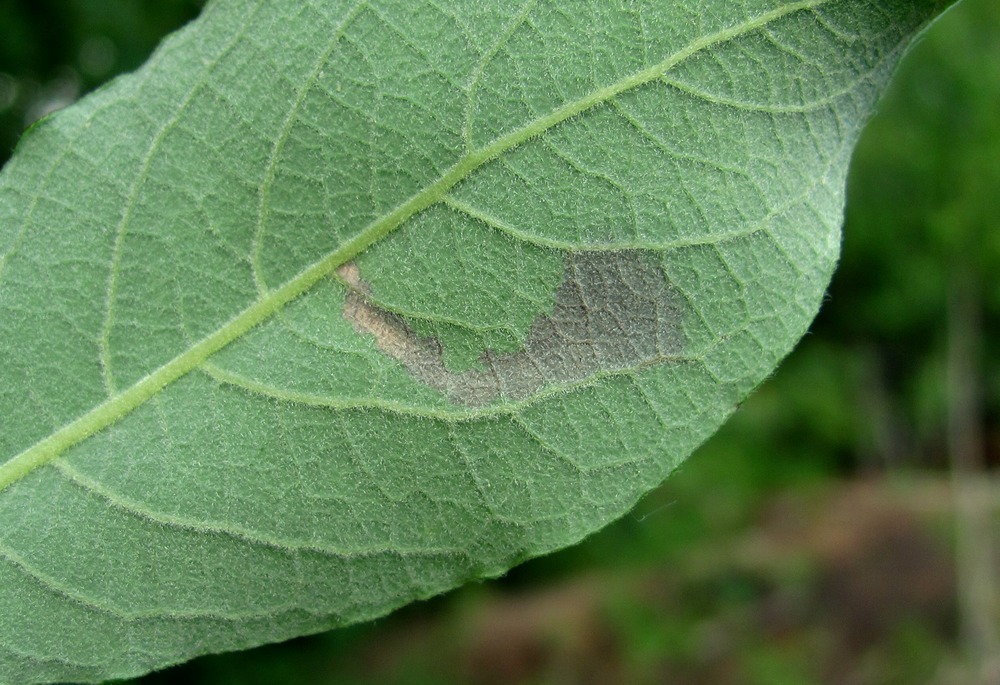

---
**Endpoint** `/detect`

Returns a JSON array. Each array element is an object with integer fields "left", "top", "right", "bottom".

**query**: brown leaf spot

[{"left": 340, "top": 251, "right": 684, "bottom": 407}]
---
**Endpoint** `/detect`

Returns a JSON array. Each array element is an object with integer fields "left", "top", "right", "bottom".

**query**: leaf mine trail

[{"left": 340, "top": 251, "right": 684, "bottom": 407}]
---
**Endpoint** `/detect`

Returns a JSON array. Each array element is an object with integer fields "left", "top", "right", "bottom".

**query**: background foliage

[{"left": 0, "top": 0, "right": 997, "bottom": 683}]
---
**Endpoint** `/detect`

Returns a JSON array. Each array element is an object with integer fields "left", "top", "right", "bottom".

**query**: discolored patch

[{"left": 339, "top": 252, "right": 684, "bottom": 407}]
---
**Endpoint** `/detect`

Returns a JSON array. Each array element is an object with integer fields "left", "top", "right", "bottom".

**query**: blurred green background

[{"left": 1, "top": 1, "right": 998, "bottom": 683}]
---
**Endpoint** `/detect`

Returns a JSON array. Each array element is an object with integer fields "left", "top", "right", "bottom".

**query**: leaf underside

[{"left": 0, "top": 1, "right": 949, "bottom": 682}]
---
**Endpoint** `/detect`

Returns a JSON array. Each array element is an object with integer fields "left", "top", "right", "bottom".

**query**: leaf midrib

[{"left": 0, "top": 0, "right": 827, "bottom": 492}]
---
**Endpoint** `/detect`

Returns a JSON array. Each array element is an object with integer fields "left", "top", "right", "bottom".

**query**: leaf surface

[{"left": 0, "top": 1, "right": 951, "bottom": 681}]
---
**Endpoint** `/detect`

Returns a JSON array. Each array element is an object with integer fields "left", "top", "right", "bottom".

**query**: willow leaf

[{"left": 0, "top": 0, "right": 953, "bottom": 682}]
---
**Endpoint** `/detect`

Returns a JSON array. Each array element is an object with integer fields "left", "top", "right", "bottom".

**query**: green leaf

[{"left": 0, "top": 1, "right": 953, "bottom": 681}]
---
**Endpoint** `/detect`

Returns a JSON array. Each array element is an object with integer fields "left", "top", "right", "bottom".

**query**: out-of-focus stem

[{"left": 946, "top": 273, "right": 1000, "bottom": 683}]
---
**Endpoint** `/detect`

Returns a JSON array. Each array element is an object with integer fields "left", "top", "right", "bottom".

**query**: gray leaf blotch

[{"left": 341, "top": 251, "right": 685, "bottom": 406}]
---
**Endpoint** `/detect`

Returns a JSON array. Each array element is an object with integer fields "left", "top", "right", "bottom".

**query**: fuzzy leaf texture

[{"left": 0, "top": 1, "right": 954, "bottom": 682}]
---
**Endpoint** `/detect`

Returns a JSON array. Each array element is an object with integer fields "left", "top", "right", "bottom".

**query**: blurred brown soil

[{"left": 349, "top": 476, "right": 988, "bottom": 685}]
